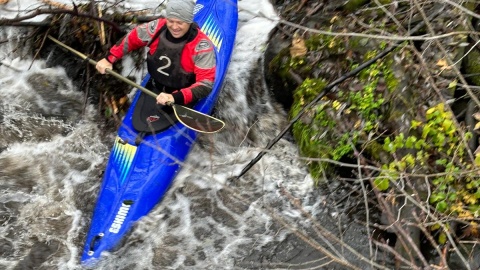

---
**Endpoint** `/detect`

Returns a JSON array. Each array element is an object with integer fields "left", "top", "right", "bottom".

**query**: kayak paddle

[{"left": 47, "top": 35, "right": 225, "bottom": 133}]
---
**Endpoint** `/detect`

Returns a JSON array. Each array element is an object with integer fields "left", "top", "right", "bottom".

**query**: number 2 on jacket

[{"left": 157, "top": 56, "right": 171, "bottom": 76}]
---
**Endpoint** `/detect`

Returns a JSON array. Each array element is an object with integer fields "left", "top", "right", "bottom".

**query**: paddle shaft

[{"left": 48, "top": 35, "right": 157, "bottom": 99}]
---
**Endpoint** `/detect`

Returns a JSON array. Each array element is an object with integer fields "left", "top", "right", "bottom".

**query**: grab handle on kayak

[{"left": 87, "top": 233, "right": 104, "bottom": 256}]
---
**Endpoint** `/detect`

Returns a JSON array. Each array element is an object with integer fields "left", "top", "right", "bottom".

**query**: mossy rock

[{"left": 464, "top": 47, "right": 480, "bottom": 86}]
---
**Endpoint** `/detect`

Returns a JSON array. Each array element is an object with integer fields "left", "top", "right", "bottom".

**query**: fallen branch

[
  {"left": 0, "top": 8, "right": 123, "bottom": 33},
  {"left": 0, "top": 7, "right": 160, "bottom": 30}
]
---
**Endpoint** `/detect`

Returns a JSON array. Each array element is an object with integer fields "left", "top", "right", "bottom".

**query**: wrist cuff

[
  {"left": 105, "top": 54, "right": 117, "bottom": 64},
  {"left": 172, "top": 91, "right": 185, "bottom": 105}
]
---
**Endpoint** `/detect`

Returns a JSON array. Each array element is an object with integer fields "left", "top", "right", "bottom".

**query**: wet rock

[
  {"left": 163, "top": 234, "right": 181, "bottom": 246},
  {"left": 0, "top": 239, "right": 14, "bottom": 258},
  {"left": 27, "top": 73, "right": 83, "bottom": 119},
  {"left": 210, "top": 204, "right": 238, "bottom": 228},
  {"left": 183, "top": 255, "right": 196, "bottom": 266},
  {"left": 152, "top": 247, "right": 178, "bottom": 267},
  {"left": 190, "top": 197, "right": 214, "bottom": 219},
  {"left": 217, "top": 189, "right": 250, "bottom": 214},
  {"left": 447, "top": 242, "right": 480, "bottom": 270}
]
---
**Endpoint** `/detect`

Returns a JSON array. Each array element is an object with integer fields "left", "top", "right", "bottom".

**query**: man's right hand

[{"left": 96, "top": 58, "right": 113, "bottom": 74}]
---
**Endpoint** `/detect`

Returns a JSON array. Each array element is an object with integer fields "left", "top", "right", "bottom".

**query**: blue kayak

[{"left": 81, "top": 0, "right": 238, "bottom": 264}]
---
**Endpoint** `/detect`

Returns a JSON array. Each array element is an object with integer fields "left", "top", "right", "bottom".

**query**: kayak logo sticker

[
  {"left": 196, "top": 40, "right": 212, "bottom": 52},
  {"left": 112, "top": 137, "right": 137, "bottom": 186},
  {"left": 193, "top": 4, "right": 203, "bottom": 15},
  {"left": 147, "top": 115, "right": 160, "bottom": 122},
  {"left": 178, "top": 113, "right": 193, "bottom": 120},
  {"left": 109, "top": 200, "right": 133, "bottom": 234},
  {"left": 201, "top": 14, "right": 223, "bottom": 51}
]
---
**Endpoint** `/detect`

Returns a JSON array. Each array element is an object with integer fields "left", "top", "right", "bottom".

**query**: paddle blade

[{"left": 172, "top": 104, "right": 225, "bottom": 133}]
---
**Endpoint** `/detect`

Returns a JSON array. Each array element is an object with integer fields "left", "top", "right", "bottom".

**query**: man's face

[{"left": 166, "top": 18, "right": 191, "bottom": 38}]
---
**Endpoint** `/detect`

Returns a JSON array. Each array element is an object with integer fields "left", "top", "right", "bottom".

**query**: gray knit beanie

[{"left": 166, "top": 0, "right": 195, "bottom": 23}]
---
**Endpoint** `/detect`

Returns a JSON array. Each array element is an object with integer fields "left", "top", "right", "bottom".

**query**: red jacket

[{"left": 107, "top": 18, "right": 216, "bottom": 105}]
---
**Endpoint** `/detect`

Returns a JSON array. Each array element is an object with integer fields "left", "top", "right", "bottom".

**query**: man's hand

[
  {"left": 96, "top": 58, "right": 113, "bottom": 74},
  {"left": 156, "top": 92, "right": 175, "bottom": 105}
]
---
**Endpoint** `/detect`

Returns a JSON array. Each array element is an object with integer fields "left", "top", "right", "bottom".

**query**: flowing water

[{"left": 0, "top": 1, "right": 377, "bottom": 269}]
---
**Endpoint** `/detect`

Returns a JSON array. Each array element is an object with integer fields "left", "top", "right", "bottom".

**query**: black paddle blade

[{"left": 172, "top": 104, "right": 225, "bottom": 133}]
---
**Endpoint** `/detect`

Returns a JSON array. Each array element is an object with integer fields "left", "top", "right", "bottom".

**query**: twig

[
  {"left": 374, "top": 240, "right": 421, "bottom": 270},
  {"left": 279, "top": 186, "right": 390, "bottom": 270},
  {"left": 0, "top": 61, "right": 22, "bottom": 72},
  {"left": 32, "top": 27, "right": 50, "bottom": 65},
  {"left": 97, "top": 4, "right": 105, "bottom": 46}
]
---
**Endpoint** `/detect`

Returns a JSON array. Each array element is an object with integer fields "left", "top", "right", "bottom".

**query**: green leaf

[
  {"left": 435, "top": 159, "right": 447, "bottom": 166},
  {"left": 448, "top": 79, "right": 457, "bottom": 89},
  {"left": 415, "top": 140, "right": 425, "bottom": 150},
  {"left": 426, "top": 106, "right": 436, "bottom": 117},
  {"left": 105, "top": 107, "right": 112, "bottom": 117},
  {"left": 374, "top": 178, "right": 389, "bottom": 191},
  {"left": 431, "top": 223, "right": 441, "bottom": 231},
  {"left": 432, "top": 177, "right": 444, "bottom": 186},
  {"left": 438, "top": 232, "right": 447, "bottom": 244},
  {"left": 404, "top": 154, "right": 415, "bottom": 166},
  {"left": 411, "top": 120, "right": 422, "bottom": 129},
  {"left": 435, "top": 133, "right": 446, "bottom": 146},
  {"left": 436, "top": 201, "right": 448, "bottom": 213},
  {"left": 442, "top": 119, "right": 453, "bottom": 131},
  {"left": 475, "top": 189, "right": 480, "bottom": 199},
  {"left": 422, "top": 125, "right": 431, "bottom": 139},
  {"left": 405, "top": 136, "right": 417, "bottom": 148},
  {"left": 430, "top": 192, "right": 446, "bottom": 203},
  {"left": 475, "top": 154, "right": 480, "bottom": 167},
  {"left": 396, "top": 160, "right": 406, "bottom": 171},
  {"left": 448, "top": 193, "right": 457, "bottom": 201}
]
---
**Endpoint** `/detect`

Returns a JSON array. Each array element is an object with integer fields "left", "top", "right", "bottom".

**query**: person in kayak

[{"left": 95, "top": 0, "right": 216, "bottom": 107}]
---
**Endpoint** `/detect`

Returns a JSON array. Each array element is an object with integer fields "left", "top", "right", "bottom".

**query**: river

[{"left": 0, "top": 0, "right": 377, "bottom": 269}]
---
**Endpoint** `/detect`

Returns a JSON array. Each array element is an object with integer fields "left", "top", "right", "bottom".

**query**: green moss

[
  {"left": 289, "top": 50, "right": 400, "bottom": 182},
  {"left": 464, "top": 48, "right": 480, "bottom": 86},
  {"left": 290, "top": 79, "right": 333, "bottom": 178},
  {"left": 272, "top": 12, "right": 402, "bottom": 183},
  {"left": 304, "top": 34, "right": 347, "bottom": 55},
  {"left": 343, "top": 0, "right": 370, "bottom": 11}
]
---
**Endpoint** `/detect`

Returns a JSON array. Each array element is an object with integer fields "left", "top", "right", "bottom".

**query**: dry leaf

[
  {"left": 436, "top": 59, "right": 451, "bottom": 70},
  {"left": 118, "top": 96, "right": 129, "bottom": 106},
  {"left": 289, "top": 33, "right": 307, "bottom": 58},
  {"left": 354, "top": 119, "right": 362, "bottom": 129},
  {"left": 474, "top": 121, "right": 480, "bottom": 131},
  {"left": 111, "top": 96, "right": 119, "bottom": 114},
  {"left": 473, "top": 112, "right": 480, "bottom": 121},
  {"left": 0, "top": 0, "right": 9, "bottom": 4}
]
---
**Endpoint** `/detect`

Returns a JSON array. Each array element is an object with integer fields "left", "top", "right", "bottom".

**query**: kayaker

[{"left": 95, "top": 0, "right": 216, "bottom": 107}]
